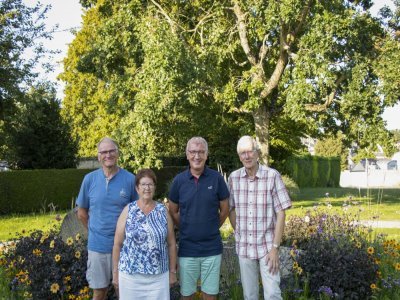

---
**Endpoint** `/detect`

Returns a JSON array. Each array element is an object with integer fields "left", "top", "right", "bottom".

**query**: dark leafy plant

[
  {"left": 296, "top": 233, "right": 377, "bottom": 299},
  {"left": 1, "top": 229, "right": 90, "bottom": 299},
  {"left": 284, "top": 207, "right": 378, "bottom": 299}
]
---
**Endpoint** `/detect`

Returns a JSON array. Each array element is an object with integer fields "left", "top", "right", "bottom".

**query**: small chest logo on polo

[
  {"left": 120, "top": 188, "right": 128, "bottom": 198},
  {"left": 208, "top": 186, "right": 213, "bottom": 190}
]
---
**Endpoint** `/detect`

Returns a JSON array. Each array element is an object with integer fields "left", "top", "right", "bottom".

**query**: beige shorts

[{"left": 86, "top": 250, "right": 113, "bottom": 289}]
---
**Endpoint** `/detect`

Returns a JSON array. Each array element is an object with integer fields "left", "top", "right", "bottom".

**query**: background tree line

[{"left": 1, "top": 0, "right": 399, "bottom": 171}]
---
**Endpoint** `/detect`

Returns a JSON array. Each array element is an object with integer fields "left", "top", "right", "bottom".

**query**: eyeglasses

[
  {"left": 188, "top": 150, "right": 206, "bottom": 157},
  {"left": 98, "top": 149, "right": 117, "bottom": 156},
  {"left": 139, "top": 183, "right": 155, "bottom": 189},
  {"left": 239, "top": 150, "right": 257, "bottom": 158}
]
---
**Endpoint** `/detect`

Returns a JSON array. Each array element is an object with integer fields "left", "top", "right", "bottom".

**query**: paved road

[{"left": 360, "top": 220, "right": 400, "bottom": 228}]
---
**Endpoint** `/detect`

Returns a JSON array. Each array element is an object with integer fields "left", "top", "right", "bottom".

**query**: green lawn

[
  {"left": 289, "top": 187, "right": 400, "bottom": 221},
  {"left": 0, "top": 212, "right": 66, "bottom": 241},
  {"left": 0, "top": 187, "right": 399, "bottom": 242}
]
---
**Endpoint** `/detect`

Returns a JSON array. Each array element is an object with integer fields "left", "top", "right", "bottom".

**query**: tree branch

[
  {"left": 233, "top": 1, "right": 257, "bottom": 66},
  {"left": 258, "top": 34, "right": 270, "bottom": 65},
  {"left": 293, "top": 0, "right": 313, "bottom": 37},
  {"left": 260, "top": 25, "right": 289, "bottom": 99},
  {"left": 305, "top": 74, "right": 347, "bottom": 112}
]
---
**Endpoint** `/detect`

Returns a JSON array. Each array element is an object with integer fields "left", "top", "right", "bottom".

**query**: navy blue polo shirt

[{"left": 169, "top": 166, "right": 230, "bottom": 257}]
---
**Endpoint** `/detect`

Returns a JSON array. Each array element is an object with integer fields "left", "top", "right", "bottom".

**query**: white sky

[{"left": 23, "top": 0, "right": 399, "bottom": 130}]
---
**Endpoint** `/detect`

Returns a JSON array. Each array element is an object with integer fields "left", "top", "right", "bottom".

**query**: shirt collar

[
  {"left": 240, "top": 163, "right": 265, "bottom": 178},
  {"left": 185, "top": 166, "right": 209, "bottom": 179}
]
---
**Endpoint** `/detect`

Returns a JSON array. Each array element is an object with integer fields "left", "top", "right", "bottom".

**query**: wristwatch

[{"left": 272, "top": 243, "right": 280, "bottom": 249}]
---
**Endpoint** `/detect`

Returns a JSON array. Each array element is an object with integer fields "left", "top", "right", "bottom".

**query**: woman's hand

[
  {"left": 112, "top": 271, "right": 119, "bottom": 292},
  {"left": 169, "top": 271, "right": 178, "bottom": 287}
]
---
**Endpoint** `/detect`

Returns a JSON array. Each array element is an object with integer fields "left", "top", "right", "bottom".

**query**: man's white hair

[
  {"left": 236, "top": 135, "right": 259, "bottom": 153},
  {"left": 97, "top": 137, "right": 119, "bottom": 151},
  {"left": 186, "top": 136, "right": 208, "bottom": 153}
]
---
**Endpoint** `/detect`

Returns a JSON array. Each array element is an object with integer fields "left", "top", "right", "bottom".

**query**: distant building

[{"left": 77, "top": 157, "right": 100, "bottom": 169}]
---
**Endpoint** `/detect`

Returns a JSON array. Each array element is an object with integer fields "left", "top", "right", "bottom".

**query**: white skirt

[{"left": 119, "top": 271, "right": 170, "bottom": 300}]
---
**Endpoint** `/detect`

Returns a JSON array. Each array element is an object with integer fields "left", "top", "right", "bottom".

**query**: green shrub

[
  {"left": 282, "top": 155, "right": 340, "bottom": 188},
  {"left": 281, "top": 175, "right": 299, "bottom": 199}
]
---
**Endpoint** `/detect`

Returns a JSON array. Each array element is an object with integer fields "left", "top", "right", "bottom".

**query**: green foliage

[
  {"left": 283, "top": 155, "right": 340, "bottom": 188},
  {"left": 6, "top": 84, "right": 78, "bottom": 169},
  {"left": 61, "top": 0, "right": 400, "bottom": 167},
  {"left": 0, "top": 0, "right": 55, "bottom": 160},
  {"left": 0, "top": 169, "right": 92, "bottom": 214},
  {"left": 1, "top": 229, "right": 90, "bottom": 299},
  {"left": 281, "top": 175, "right": 300, "bottom": 199},
  {"left": 391, "top": 129, "right": 400, "bottom": 142},
  {"left": 314, "top": 132, "right": 348, "bottom": 170}
]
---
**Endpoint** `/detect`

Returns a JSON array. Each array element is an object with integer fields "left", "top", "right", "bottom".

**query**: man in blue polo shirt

[
  {"left": 169, "top": 136, "right": 229, "bottom": 300},
  {"left": 76, "top": 137, "right": 137, "bottom": 300}
]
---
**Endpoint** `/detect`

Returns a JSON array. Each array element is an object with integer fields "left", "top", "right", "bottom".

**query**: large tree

[
  {"left": 61, "top": 0, "right": 399, "bottom": 168},
  {"left": 8, "top": 83, "right": 77, "bottom": 169},
  {"left": 0, "top": 0, "right": 54, "bottom": 159}
]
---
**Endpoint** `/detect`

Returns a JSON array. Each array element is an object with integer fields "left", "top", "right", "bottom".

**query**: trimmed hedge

[
  {"left": 0, "top": 167, "right": 185, "bottom": 215},
  {"left": 282, "top": 155, "right": 340, "bottom": 188},
  {"left": 0, "top": 169, "right": 92, "bottom": 215}
]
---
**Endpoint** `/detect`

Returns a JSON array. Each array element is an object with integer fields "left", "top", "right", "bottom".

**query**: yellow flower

[
  {"left": 355, "top": 241, "right": 361, "bottom": 249},
  {"left": 66, "top": 285, "right": 72, "bottom": 292},
  {"left": 68, "top": 294, "right": 75, "bottom": 299},
  {"left": 63, "top": 275, "right": 71, "bottom": 284},
  {"left": 50, "top": 283, "right": 59, "bottom": 293},
  {"left": 23, "top": 292, "right": 32, "bottom": 298},
  {"left": 290, "top": 249, "right": 296, "bottom": 257},
  {"left": 377, "top": 271, "right": 382, "bottom": 278},
  {"left": 67, "top": 237, "right": 74, "bottom": 246},
  {"left": 367, "top": 247, "right": 374, "bottom": 255},
  {"left": 33, "top": 249, "right": 42, "bottom": 256},
  {"left": 395, "top": 263, "right": 400, "bottom": 271},
  {"left": 370, "top": 283, "right": 377, "bottom": 290},
  {"left": 296, "top": 267, "right": 303, "bottom": 275},
  {"left": 374, "top": 258, "right": 381, "bottom": 265},
  {"left": 293, "top": 262, "right": 299, "bottom": 269},
  {"left": 75, "top": 251, "right": 81, "bottom": 259},
  {"left": 75, "top": 233, "right": 81, "bottom": 241},
  {"left": 49, "top": 240, "right": 55, "bottom": 248},
  {"left": 55, "top": 254, "right": 61, "bottom": 262}
]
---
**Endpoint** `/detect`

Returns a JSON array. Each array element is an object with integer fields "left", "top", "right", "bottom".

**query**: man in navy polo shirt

[
  {"left": 76, "top": 137, "right": 137, "bottom": 300},
  {"left": 169, "top": 136, "right": 229, "bottom": 300}
]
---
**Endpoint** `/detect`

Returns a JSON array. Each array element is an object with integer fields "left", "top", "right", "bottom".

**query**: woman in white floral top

[{"left": 112, "top": 169, "right": 177, "bottom": 299}]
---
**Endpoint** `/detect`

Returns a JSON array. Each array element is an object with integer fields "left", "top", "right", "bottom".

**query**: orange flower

[
  {"left": 367, "top": 247, "right": 374, "bottom": 255},
  {"left": 370, "top": 283, "right": 377, "bottom": 290}
]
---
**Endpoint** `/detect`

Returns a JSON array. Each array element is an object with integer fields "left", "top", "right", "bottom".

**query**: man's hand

[{"left": 266, "top": 247, "right": 280, "bottom": 275}]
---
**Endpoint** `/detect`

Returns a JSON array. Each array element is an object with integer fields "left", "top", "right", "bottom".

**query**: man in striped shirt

[{"left": 228, "top": 136, "right": 292, "bottom": 300}]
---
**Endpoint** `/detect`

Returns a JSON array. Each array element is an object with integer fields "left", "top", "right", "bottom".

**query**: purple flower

[{"left": 318, "top": 285, "right": 333, "bottom": 297}]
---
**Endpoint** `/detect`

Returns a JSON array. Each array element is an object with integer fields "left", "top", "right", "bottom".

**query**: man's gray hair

[
  {"left": 97, "top": 137, "right": 119, "bottom": 151},
  {"left": 186, "top": 137, "right": 208, "bottom": 153},
  {"left": 237, "top": 135, "right": 259, "bottom": 153}
]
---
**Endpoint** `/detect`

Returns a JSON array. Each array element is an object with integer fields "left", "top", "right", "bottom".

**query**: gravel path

[{"left": 360, "top": 220, "right": 400, "bottom": 228}]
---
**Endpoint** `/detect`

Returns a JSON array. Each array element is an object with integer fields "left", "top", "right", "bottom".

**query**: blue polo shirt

[
  {"left": 76, "top": 168, "right": 138, "bottom": 253},
  {"left": 169, "top": 167, "right": 229, "bottom": 257}
]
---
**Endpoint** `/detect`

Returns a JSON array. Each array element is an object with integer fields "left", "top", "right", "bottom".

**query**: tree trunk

[{"left": 253, "top": 104, "right": 270, "bottom": 165}]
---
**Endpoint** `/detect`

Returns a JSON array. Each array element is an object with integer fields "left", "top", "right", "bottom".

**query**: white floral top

[{"left": 119, "top": 201, "right": 169, "bottom": 275}]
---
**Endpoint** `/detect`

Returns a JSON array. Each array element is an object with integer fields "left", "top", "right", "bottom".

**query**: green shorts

[{"left": 179, "top": 255, "right": 222, "bottom": 296}]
